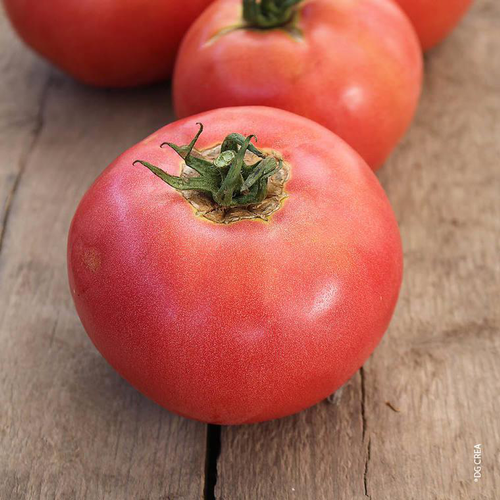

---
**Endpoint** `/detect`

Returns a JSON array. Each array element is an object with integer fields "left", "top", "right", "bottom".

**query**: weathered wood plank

[
  {"left": 368, "top": 0, "right": 500, "bottom": 497},
  {"left": 215, "top": 1, "right": 500, "bottom": 498},
  {"left": 0, "top": 10, "right": 50, "bottom": 250},
  {"left": 217, "top": 377, "right": 367, "bottom": 500},
  {"left": 0, "top": 14, "right": 207, "bottom": 498},
  {"left": 1, "top": 1, "right": 499, "bottom": 498}
]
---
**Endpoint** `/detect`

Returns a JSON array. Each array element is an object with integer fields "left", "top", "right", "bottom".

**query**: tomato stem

[
  {"left": 242, "top": 0, "right": 303, "bottom": 29},
  {"left": 134, "top": 124, "right": 282, "bottom": 208}
]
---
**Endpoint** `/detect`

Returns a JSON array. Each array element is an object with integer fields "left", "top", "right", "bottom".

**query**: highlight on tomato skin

[
  {"left": 67, "top": 106, "right": 403, "bottom": 425},
  {"left": 2, "top": 0, "right": 214, "bottom": 87},
  {"left": 392, "top": 0, "right": 473, "bottom": 51},
  {"left": 173, "top": 0, "right": 423, "bottom": 171}
]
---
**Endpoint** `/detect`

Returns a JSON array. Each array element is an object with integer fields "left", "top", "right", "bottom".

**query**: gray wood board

[
  {"left": 0, "top": 13, "right": 207, "bottom": 499},
  {"left": 215, "top": 1, "right": 500, "bottom": 499},
  {"left": 1, "top": 1, "right": 499, "bottom": 499}
]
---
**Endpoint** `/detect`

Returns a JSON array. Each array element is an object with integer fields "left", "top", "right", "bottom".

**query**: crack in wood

[
  {"left": 360, "top": 367, "right": 372, "bottom": 498},
  {"left": 0, "top": 75, "right": 51, "bottom": 257},
  {"left": 204, "top": 424, "right": 221, "bottom": 500},
  {"left": 360, "top": 366, "right": 367, "bottom": 441},
  {"left": 364, "top": 438, "right": 372, "bottom": 499}
]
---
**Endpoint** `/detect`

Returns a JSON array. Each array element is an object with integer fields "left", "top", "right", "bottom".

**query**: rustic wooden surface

[{"left": 0, "top": 1, "right": 498, "bottom": 499}]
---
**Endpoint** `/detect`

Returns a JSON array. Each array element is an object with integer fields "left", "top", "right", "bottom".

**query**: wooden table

[{"left": 0, "top": 2, "right": 498, "bottom": 499}]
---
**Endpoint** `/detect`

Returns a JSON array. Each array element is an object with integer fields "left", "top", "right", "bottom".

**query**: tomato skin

[
  {"left": 173, "top": 0, "right": 422, "bottom": 170},
  {"left": 68, "top": 106, "right": 403, "bottom": 424},
  {"left": 393, "top": 0, "right": 472, "bottom": 50},
  {"left": 2, "top": 0, "right": 213, "bottom": 87}
]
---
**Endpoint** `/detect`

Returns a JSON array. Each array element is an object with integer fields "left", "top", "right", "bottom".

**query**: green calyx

[
  {"left": 243, "top": 0, "right": 303, "bottom": 29},
  {"left": 134, "top": 124, "right": 282, "bottom": 208}
]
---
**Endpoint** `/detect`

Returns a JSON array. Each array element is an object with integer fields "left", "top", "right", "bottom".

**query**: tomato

[
  {"left": 393, "top": 0, "right": 473, "bottom": 50},
  {"left": 2, "top": 0, "right": 213, "bottom": 87},
  {"left": 173, "top": 0, "right": 422, "bottom": 170},
  {"left": 68, "top": 106, "right": 403, "bottom": 424}
]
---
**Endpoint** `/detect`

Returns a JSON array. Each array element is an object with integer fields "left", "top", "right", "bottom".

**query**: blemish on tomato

[
  {"left": 83, "top": 248, "right": 101, "bottom": 273},
  {"left": 142, "top": 131, "right": 162, "bottom": 145}
]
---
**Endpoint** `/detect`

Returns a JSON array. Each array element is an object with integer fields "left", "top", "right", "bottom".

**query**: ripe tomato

[
  {"left": 68, "top": 106, "right": 403, "bottom": 424},
  {"left": 393, "top": 0, "right": 473, "bottom": 50},
  {"left": 2, "top": 0, "right": 213, "bottom": 87},
  {"left": 173, "top": 0, "right": 422, "bottom": 170}
]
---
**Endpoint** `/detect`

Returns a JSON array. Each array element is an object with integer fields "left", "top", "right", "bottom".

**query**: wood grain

[
  {"left": 216, "top": 376, "right": 368, "bottom": 500},
  {"left": 0, "top": 13, "right": 50, "bottom": 252},
  {"left": 215, "top": 1, "right": 500, "bottom": 499},
  {"left": 0, "top": 0, "right": 499, "bottom": 499},
  {"left": 0, "top": 14, "right": 207, "bottom": 499}
]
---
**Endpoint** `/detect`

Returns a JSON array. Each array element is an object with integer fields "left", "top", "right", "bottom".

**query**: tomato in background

[
  {"left": 2, "top": 0, "right": 214, "bottom": 87},
  {"left": 68, "top": 106, "right": 403, "bottom": 424},
  {"left": 173, "top": 0, "right": 422, "bottom": 170},
  {"left": 393, "top": 0, "right": 473, "bottom": 50}
]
